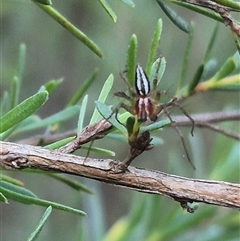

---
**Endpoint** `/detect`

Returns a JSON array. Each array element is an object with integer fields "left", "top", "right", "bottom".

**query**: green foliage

[
  {"left": 156, "top": 0, "right": 190, "bottom": 33},
  {"left": 32, "top": 1, "right": 103, "bottom": 57},
  {"left": 33, "top": 0, "right": 52, "bottom": 5},
  {"left": 0, "top": 89, "right": 49, "bottom": 134},
  {"left": 45, "top": 136, "right": 75, "bottom": 149},
  {"left": 150, "top": 57, "right": 166, "bottom": 86},
  {"left": 178, "top": 23, "right": 195, "bottom": 93},
  {"left": 89, "top": 74, "right": 114, "bottom": 124},
  {"left": 171, "top": 0, "right": 223, "bottom": 23},
  {"left": 27, "top": 206, "right": 52, "bottom": 241},
  {"left": 67, "top": 69, "right": 98, "bottom": 107},
  {"left": 0, "top": 180, "right": 86, "bottom": 215},
  {"left": 98, "top": 0, "right": 117, "bottom": 22},
  {"left": 127, "top": 34, "right": 138, "bottom": 87},
  {"left": 209, "top": 52, "right": 239, "bottom": 82},
  {"left": 15, "top": 106, "right": 79, "bottom": 134},
  {"left": 146, "top": 19, "right": 163, "bottom": 76},
  {"left": 77, "top": 95, "right": 88, "bottom": 134}
]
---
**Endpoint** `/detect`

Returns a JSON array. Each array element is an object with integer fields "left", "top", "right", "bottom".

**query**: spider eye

[{"left": 135, "top": 65, "right": 150, "bottom": 96}]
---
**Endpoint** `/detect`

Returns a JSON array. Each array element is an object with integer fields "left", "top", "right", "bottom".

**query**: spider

[
  {"left": 114, "top": 62, "right": 195, "bottom": 169},
  {"left": 115, "top": 64, "right": 165, "bottom": 122}
]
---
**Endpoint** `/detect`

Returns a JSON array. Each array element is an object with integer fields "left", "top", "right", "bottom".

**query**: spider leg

[
  {"left": 152, "top": 96, "right": 176, "bottom": 119},
  {"left": 115, "top": 91, "right": 132, "bottom": 101},
  {"left": 161, "top": 105, "right": 196, "bottom": 170},
  {"left": 119, "top": 72, "right": 137, "bottom": 97},
  {"left": 167, "top": 99, "right": 195, "bottom": 136},
  {"left": 155, "top": 90, "right": 161, "bottom": 103},
  {"left": 85, "top": 140, "right": 94, "bottom": 163},
  {"left": 107, "top": 102, "right": 136, "bottom": 127},
  {"left": 175, "top": 105, "right": 194, "bottom": 136}
]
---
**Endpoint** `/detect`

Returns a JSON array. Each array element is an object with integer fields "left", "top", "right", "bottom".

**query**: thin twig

[
  {"left": 181, "top": 0, "right": 240, "bottom": 37},
  {"left": 171, "top": 110, "right": 240, "bottom": 140},
  {"left": 0, "top": 141, "right": 239, "bottom": 211},
  {"left": 175, "top": 120, "right": 240, "bottom": 140}
]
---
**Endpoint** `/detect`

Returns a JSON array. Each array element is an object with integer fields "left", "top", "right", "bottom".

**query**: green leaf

[
  {"left": 11, "top": 43, "right": 26, "bottom": 109},
  {"left": 0, "top": 192, "right": 8, "bottom": 203},
  {"left": 202, "top": 59, "right": 217, "bottom": 80},
  {"left": 107, "top": 133, "right": 127, "bottom": 143},
  {"left": 171, "top": 0, "right": 223, "bottom": 23},
  {"left": 0, "top": 91, "right": 10, "bottom": 115},
  {"left": 187, "top": 64, "right": 204, "bottom": 94},
  {"left": 0, "top": 174, "right": 24, "bottom": 187},
  {"left": 0, "top": 181, "right": 38, "bottom": 201},
  {"left": 0, "top": 124, "right": 19, "bottom": 141},
  {"left": 156, "top": 0, "right": 190, "bottom": 33},
  {"left": 149, "top": 57, "right": 166, "bottom": 85},
  {"left": 77, "top": 95, "right": 88, "bottom": 134},
  {"left": 204, "top": 23, "right": 219, "bottom": 63},
  {"left": 32, "top": 0, "right": 52, "bottom": 5},
  {"left": 214, "top": 0, "right": 240, "bottom": 10},
  {"left": 47, "top": 174, "right": 93, "bottom": 194},
  {"left": 16, "top": 105, "right": 79, "bottom": 133},
  {"left": 178, "top": 23, "right": 194, "bottom": 93},
  {"left": 27, "top": 206, "right": 52, "bottom": 241},
  {"left": 207, "top": 75, "right": 240, "bottom": 90},
  {"left": 32, "top": 2, "right": 103, "bottom": 58},
  {"left": 98, "top": 0, "right": 117, "bottom": 22},
  {"left": 17, "top": 43, "right": 26, "bottom": 84},
  {"left": 0, "top": 89, "right": 48, "bottom": 133},
  {"left": 126, "top": 116, "right": 136, "bottom": 137},
  {"left": 67, "top": 68, "right": 98, "bottom": 107},
  {"left": 90, "top": 74, "right": 114, "bottom": 124},
  {"left": 81, "top": 145, "right": 115, "bottom": 157},
  {"left": 121, "top": 0, "right": 135, "bottom": 7},
  {"left": 146, "top": 19, "right": 163, "bottom": 76},
  {"left": 95, "top": 101, "right": 128, "bottom": 136},
  {"left": 14, "top": 115, "right": 40, "bottom": 129},
  {"left": 45, "top": 136, "right": 75, "bottom": 149},
  {"left": 210, "top": 52, "right": 239, "bottom": 82},
  {"left": 127, "top": 34, "right": 138, "bottom": 87},
  {"left": 140, "top": 119, "right": 170, "bottom": 132},
  {"left": 44, "top": 78, "right": 63, "bottom": 94},
  {"left": 10, "top": 76, "right": 19, "bottom": 109},
  {"left": 0, "top": 181, "right": 86, "bottom": 216}
]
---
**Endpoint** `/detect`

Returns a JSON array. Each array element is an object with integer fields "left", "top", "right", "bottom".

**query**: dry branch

[{"left": 1, "top": 141, "right": 239, "bottom": 211}]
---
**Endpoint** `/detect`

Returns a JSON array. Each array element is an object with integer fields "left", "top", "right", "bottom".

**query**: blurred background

[{"left": 1, "top": 1, "right": 239, "bottom": 241}]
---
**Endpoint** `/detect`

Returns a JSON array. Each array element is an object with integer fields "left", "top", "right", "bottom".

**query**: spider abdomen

[{"left": 135, "top": 97, "right": 156, "bottom": 122}]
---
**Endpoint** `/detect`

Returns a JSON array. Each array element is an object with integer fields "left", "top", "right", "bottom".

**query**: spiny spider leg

[
  {"left": 115, "top": 91, "right": 133, "bottom": 102},
  {"left": 170, "top": 101, "right": 195, "bottom": 136},
  {"left": 161, "top": 105, "right": 196, "bottom": 170},
  {"left": 161, "top": 97, "right": 195, "bottom": 136},
  {"left": 155, "top": 90, "right": 195, "bottom": 136},
  {"left": 112, "top": 102, "right": 136, "bottom": 127},
  {"left": 119, "top": 72, "right": 137, "bottom": 97}
]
